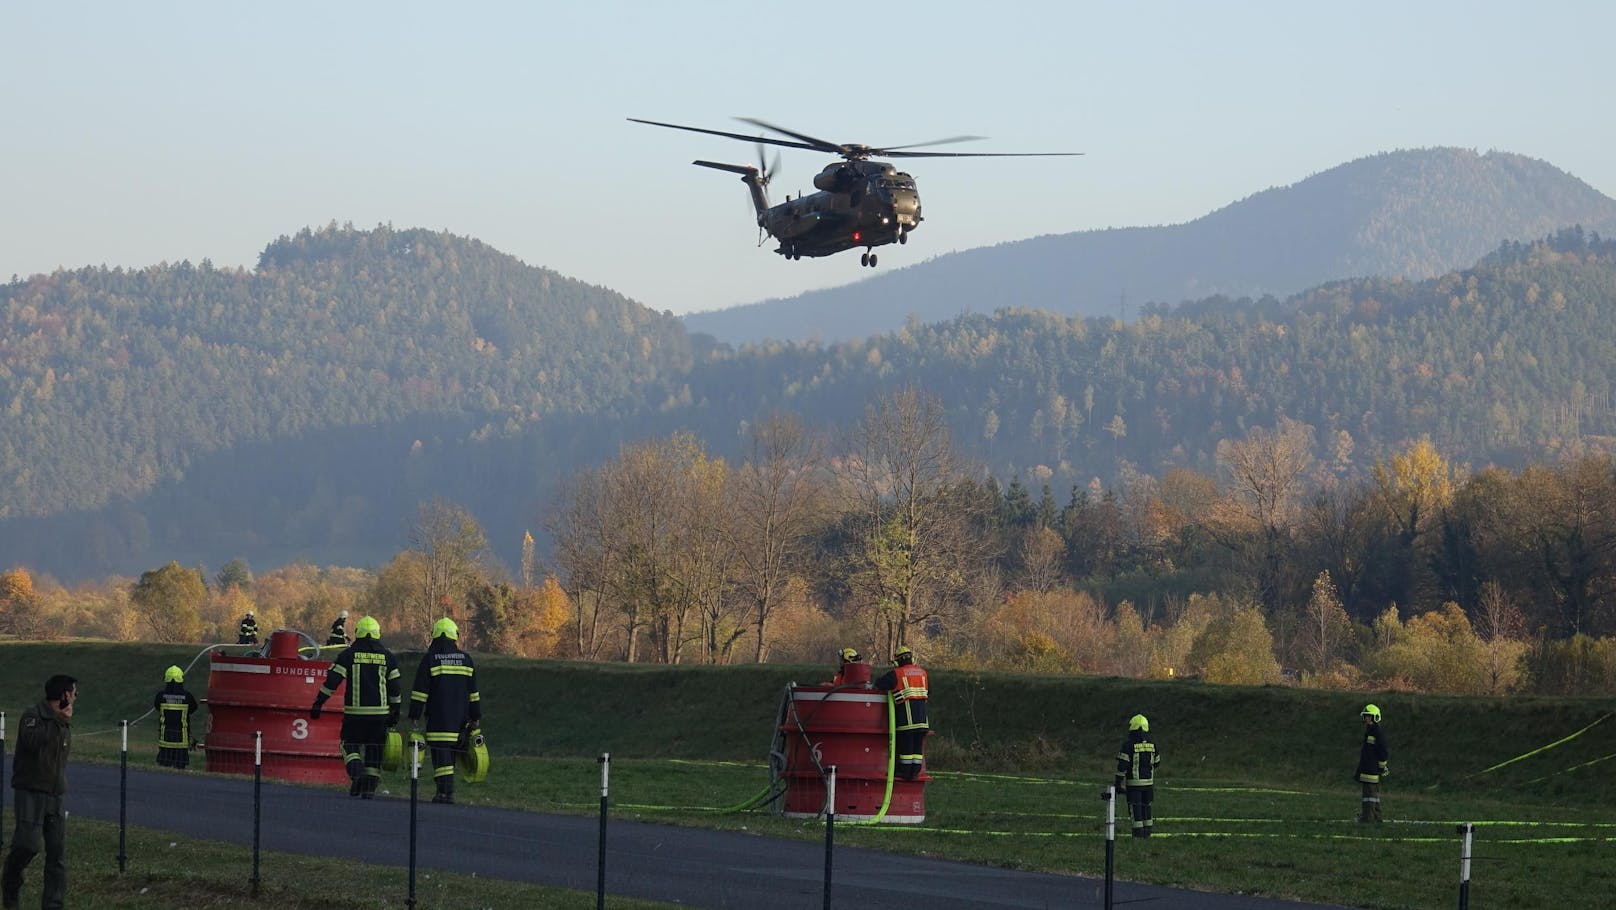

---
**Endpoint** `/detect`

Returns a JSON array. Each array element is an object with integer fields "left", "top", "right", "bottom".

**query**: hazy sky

[{"left": 4, "top": 1, "right": 1611, "bottom": 316}]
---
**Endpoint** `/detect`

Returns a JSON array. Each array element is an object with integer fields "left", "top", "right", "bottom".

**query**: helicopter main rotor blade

[
  {"left": 635, "top": 116, "right": 1083, "bottom": 161},
  {"left": 629, "top": 118, "right": 821, "bottom": 153},
  {"left": 881, "top": 149, "right": 1085, "bottom": 158},
  {"left": 877, "top": 135, "right": 988, "bottom": 151},
  {"left": 734, "top": 118, "right": 847, "bottom": 155}
]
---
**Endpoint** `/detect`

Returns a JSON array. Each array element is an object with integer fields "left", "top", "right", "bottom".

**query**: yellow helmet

[
  {"left": 164, "top": 665, "right": 184, "bottom": 684},
  {"left": 1129, "top": 714, "right": 1149, "bottom": 732},
  {"left": 894, "top": 644, "right": 914, "bottom": 663},
  {"left": 432, "top": 617, "right": 459, "bottom": 640},
  {"left": 355, "top": 615, "right": 382, "bottom": 639},
  {"left": 1361, "top": 704, "right": 1381, "bottom": 722},
  {"left": 838, "top": 647, "right": 861, "bottom": 663}
]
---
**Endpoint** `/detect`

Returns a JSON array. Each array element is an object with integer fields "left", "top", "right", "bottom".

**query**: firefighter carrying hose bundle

[
  {"left": 408, "top": 617, "right": 482, "bottom": 804},
  {"left": 310, "top": 615, "right": 401, "bottom": 798}
]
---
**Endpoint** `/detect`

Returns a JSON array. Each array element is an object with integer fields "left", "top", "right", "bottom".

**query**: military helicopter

[{"left": 629, "top": 117, "right": 1080, "bottom": 268}]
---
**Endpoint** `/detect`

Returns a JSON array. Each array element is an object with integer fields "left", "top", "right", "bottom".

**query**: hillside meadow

[{"left": 6, "top": 641, "right": 1614, "bottom": 908}]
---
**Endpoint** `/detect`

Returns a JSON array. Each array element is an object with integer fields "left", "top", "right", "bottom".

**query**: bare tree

[
  {"left": 726, "top": 414, "right": 828, "bottom": 662},
  {"left": 1475, "top": 580, "right": 1527, "bottom": 693},
  {"left": 1214, "top": 417, "right": 1316, "bottom": 615},
  {"left": 406, "top": 498, "right": 492, "bottom": 643},
  {"left": 842, "top": 387, "right": 993, "bottom": 656},
  {"left": 1298, "top": 570, "right": 1353, "bottom": 674},
  {"left": 549, "top": 464, "right": 615, "bottom": 659},
  {"left": 1018, "top": 525, "right": 1067, "bottom": 594},
  {"left": 549, "top": 433, "right": 730, "bottom": 663}
]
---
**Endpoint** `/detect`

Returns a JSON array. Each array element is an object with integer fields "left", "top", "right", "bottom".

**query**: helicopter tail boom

[{"left": 692, "top": 160, "right": 769, "bottom": 216}]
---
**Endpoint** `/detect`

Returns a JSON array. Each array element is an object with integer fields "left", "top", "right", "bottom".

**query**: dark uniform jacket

[
  {"left": 408, "top": 636, "right": 482, "bottom": 743},
  {"left": 237, "top": 615, "right": 259, "bottom": 643},
  {"left": 154, "top": 682, "right": 199, "bottom": 749},
  {"left": 13, "top": 698, "right": 72, "bottom": 795},
  {"left": 316, "top": 637, "right": 402, "bottom": 720},
  {"left": 326, "top": 617, "right": 348, "bottom": 646},
  {"left": 1115, "top": 730, "right": 1160, "bottom": 789},
  {"left": 1357, "top": 721, "right": 1389, "bottom": 783}
]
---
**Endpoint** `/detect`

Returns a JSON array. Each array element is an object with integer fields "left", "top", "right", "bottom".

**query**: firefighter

[
  {"left": 236, "top": 609, "right": 259, "bottom": 645},
  {"left": 830, "top": 648, "right": 862, "bottom": 686},
  {"left": 872, "top": 644, "right": 929, "bottom": 780},
  {"left": 1356, "top": 703, "right": 1389, "bottom": 822},
  {"left": 325, "top": 609, "right": 349, "bottom": 646},
  {"left": 310, "top": 615, "right": 401, "bottom": 798},
  {"left": 408, "top": 617, "right": 482, "bottom": 804},
  {"left": 1114, "top": 713, "right": 1160, "bottom": 837},
  {"left": 153, "top": 665, "right": 199, "bottom": 769}
]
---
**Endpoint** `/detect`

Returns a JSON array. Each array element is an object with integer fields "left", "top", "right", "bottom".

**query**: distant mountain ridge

[{"left": 681, "top": 148, "right": 1616, "bottom": 344}]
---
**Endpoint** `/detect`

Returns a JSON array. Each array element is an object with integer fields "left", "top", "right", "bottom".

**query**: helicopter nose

[{"left": 891, "top": 189, "right": 920, "bottom": 219}]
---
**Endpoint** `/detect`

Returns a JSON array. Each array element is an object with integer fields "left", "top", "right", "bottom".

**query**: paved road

[{"left": 62, "top": 762, "right": 1347, "bottom": 909}]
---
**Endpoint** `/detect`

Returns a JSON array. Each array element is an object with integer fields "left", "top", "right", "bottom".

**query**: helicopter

[{"left": 628, "top": 117, "right": 1080, "bottom": 268}]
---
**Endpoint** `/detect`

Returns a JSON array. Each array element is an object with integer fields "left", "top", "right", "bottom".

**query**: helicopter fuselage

[
  {"left": 762, "top": 160, "right": 922, "bottom": 259},
  {"left": 630, "top": 115, "right": 1076, "bottom": 269}
]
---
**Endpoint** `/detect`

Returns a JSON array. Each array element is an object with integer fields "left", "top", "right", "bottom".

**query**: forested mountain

[
  {"left": 678, "top": 228, "right": 1616, "bottom": 486},
  {"left": 682, "top": 149, "right": 1616, "bottom": 344},
  {"left": 0, "top": 224, "right": 691, "bottom": 521},
  {"left": 5, "top": 221, "right": 1616, "bottom": 583}
]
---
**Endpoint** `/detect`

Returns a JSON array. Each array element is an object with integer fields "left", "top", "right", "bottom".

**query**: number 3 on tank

[{"left": 291, "top": 718, "right": 309, "bottom": 740}]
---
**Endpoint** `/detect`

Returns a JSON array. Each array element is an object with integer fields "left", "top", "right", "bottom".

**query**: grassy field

[{"left": 4, "top": 641, "right": 1614, "bottom": 909}]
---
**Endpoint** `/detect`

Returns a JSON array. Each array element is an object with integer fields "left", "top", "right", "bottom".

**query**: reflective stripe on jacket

[
  {"left": 874, "top": 663, "right": 929, "bottom": 732},
  {"left": 317, "top": 638, "right": 402, "bottom": 716},
  {"left": 408, "top": 636, "right": 482, "bottom": 742},
  {"left": 1116, "top": 732, "right": 1159, "bottom": 787},
  {"left": 1357, "top": 722, "right": 1389, "bottom": 783},
  {"left": 154, "top": 683, "right": 198, "bottom": 748}
]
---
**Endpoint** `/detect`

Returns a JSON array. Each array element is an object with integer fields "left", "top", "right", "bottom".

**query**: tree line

[{"left": 6, "top": 389, "right": 1615, "bottom": 696}]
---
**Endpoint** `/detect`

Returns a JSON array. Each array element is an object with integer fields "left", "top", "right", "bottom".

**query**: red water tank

[
  {"left": 776, "top": 666, "right": 928, "bottom": 824},
  {"left": 205, "top": 629, "right": 347, "bottom": 784}
]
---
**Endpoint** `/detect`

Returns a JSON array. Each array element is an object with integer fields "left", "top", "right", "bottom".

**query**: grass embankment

[{"left": 5, "top": 641, "right": 1615, "bottom": 909}]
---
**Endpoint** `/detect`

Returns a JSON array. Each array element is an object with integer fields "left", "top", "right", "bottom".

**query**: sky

[{"left": 4, "top": 1, "right": 1613, "bottom": 316}]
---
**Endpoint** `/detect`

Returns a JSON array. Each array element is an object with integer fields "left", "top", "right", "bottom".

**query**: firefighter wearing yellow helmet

[
  {"left": 1114, "top": 713, "right": 1161, "bottom": 837},
  {"left": 310, "top": 615, "right": 401, "bottom": 798},
  {"left": 408, "top": 617, "right": 483, "bottom": 803},
  {"left": 1356, "top": 704, "right": 1389, "bottom": 822},
  {"left": 873, "top": 644, "right": 930, "bottom": 780},
  {"left": 830, "top": 647, "right": 864, "bottom": 687},
  {"left": 154, "top": 665, "right": 198, "bottom": 769}
]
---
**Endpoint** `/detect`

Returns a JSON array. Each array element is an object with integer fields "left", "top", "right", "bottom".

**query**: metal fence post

[
  {"left": 251, "top": 731, "right": 262, "bottom": 896},
  {"left": 1101, "top": 785, "right": 1116, "bottom": 910},
  {"left": 2, "top": 712, "right": 7, "bottom": 853},
  {"left": 407, "top": 734, "right": 420, "bottom": 909},
  {"left": 118, "top": 720, "right": 128, "bottom": 873},
  {"left": 598, "top": 752, "right": 610, "bottom": 910},
  {"left": 1457, "top": 822, "right": 1474, "bottom": 910},
  {"left": 823, "top": 765, "right": 837, "bottom": 910}
]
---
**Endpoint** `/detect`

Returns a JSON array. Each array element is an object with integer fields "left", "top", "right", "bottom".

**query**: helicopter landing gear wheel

[
  {"left": 860, "top": 252, "right": 869, "bottom": 267},
  {"left": 898, "top": 230, "right": 907, "bottom": 245},
  {"left": 869, "top": 252, "right": 878, "bottom": 267}
]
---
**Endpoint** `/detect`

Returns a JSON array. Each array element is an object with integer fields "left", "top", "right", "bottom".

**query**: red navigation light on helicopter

[{"left": 852, "top": 231, "right": 861, "bottom": 242}]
